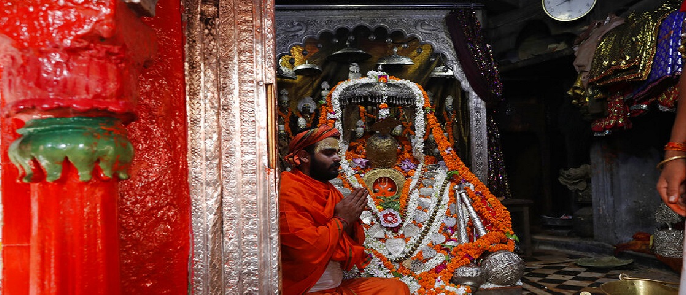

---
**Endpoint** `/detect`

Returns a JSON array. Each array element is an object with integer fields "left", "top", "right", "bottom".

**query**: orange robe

[{"left": 280, "top": 170, "right": 370, "bottom": 295}]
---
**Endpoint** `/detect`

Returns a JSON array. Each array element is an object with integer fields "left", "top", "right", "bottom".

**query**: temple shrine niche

[{"left": 276, "top": 9, "right": 522, "bottom": 293}]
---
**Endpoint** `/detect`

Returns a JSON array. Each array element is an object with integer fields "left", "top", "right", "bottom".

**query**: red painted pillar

[
  {"left": 30, "top": 162, "right": 121, "bottom": 294},
  {"left": 0, "top": 1, "right": 157, "bottom": 294}
]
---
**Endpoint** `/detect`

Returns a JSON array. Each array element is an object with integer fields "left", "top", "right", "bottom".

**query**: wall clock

[{"left": 542, "top": 0, "right": 596, "bottom": 21}]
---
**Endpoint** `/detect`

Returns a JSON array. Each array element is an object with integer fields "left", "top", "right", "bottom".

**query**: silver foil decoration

[
  {"left": 338, "top": 187, "right": 352, "bottom": 196},
  {"left": 458, "top": 191, "right": 487, "bottom": 237},
  {"left": 185, "top": 0, "right": 279, "bottom": 293},
  {"left": 419, "top": 187, "right": 434, "bottom": 196},
  {"left": 481, "top": 251, "right": 525, "bottom": 286},
  {"left": 653, "top": 229, "right": 684, "bottom": 258}
]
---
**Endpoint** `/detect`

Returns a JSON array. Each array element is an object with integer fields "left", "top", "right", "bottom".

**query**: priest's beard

[{"left": 310, "top": 156, "right": 340, "bottom": 182}]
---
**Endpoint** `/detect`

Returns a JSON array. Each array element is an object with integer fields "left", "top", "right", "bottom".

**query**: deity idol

[{"left": 318, "top": 71, "right": 517, "bottom": 293}]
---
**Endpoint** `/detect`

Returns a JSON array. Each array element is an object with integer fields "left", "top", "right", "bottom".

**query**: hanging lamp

[
  {"left": 377, "top": 47, "right": 414, "bottom": 66},
  {"left": 328, "top": 41, "right": 371, "bottom": 63},
  {"left": 293, "top": 60, "right": 321, "bottom": 76}
]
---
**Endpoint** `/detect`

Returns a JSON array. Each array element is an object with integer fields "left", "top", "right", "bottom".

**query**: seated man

[{"left": 280, "top": 125, "right": 411, "bottom": 295}]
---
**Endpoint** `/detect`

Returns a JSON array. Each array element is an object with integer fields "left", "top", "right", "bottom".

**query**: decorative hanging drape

[{"left": 445, "top": 10, "right": 503, "bottom": 106}]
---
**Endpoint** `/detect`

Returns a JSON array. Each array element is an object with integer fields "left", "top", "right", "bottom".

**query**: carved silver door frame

[
  {"left": 276, "top": 9, "right": 489, "bottom": 182},
  {"left": 185, "top": 0, "right": 280, "bottom": 293}
]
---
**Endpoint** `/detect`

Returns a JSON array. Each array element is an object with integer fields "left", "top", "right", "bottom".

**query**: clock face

[{"left": 543, "top": 0, "right": 596, "bottom": 21}]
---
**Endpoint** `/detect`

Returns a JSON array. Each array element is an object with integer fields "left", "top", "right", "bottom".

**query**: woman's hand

[{"left": 657, "top": 158, "right": 686, "bottom": 216}]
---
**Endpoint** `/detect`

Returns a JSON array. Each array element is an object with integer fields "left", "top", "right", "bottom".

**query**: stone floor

[{"left": 519, "top": 246, "right": 680, "bottom": 294}]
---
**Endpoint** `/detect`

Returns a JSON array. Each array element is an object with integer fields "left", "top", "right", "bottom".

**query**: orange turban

[{"left": 285, "top": 125, "right": 340, "bottom": 166}]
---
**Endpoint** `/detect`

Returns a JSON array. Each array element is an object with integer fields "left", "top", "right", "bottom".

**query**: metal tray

[{"left": 576, "top": 256, "right": 633, "bottom": 268}]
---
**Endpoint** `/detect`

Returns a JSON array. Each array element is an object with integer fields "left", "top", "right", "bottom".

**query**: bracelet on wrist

[
  {"left": 334, "top": 216, "right": 349, "bottom": 228},
  {"left": 664, "top": 142, "right": 686, "bottom": 152},
  {"left": 656, "top": 155, "right": 686, "bottom": 170}
]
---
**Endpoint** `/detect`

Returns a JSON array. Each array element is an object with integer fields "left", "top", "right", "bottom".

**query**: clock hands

[{"left": 556, "top": 0, "right": 571, "bottom": 7}]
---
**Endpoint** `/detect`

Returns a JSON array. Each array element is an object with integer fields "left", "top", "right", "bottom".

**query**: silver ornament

[
  {"left": 338, "top": 187, "right": 351, "bottom": 197},
  {"left": 444, "top": 217, "right": 457, "bottom": 227},
  {"left": 456, "top": 203, "right": 469, "bottom": 244},
  {"left": 653, "top": 229, "right": 683, "bottom": 258},
  {"left": 422, "top": 178, "right": 435, "bottom": 186},
  {"left": 481, "top": 251, "right": 525, "bottom": 286},
  {"left": 414, "top": 211, "right": 429, "bottom": 223},
  {"left": 420, "top": 187, "right": 434, "bottom": 196},
  {"left": 329, "top": 178, "right": 343, "bottom": 186},
  {"left": 403, "top": 224, "right": 420, "bottom": 238},
  {"left": 458, "top": 191, "right": 487, "bottom": 237},
  {"left": 418, "top": 197, "right": 432, "bottom": 208},
  {"left": 431, "top": 233, "right": 446, "bottom": 244},
  {"left": 451, "top": 264, "right": 485, "bottom": 289},
  {"left": 360, "top": 211, "right": 373, "bottom": 225},
  {"left": 386, "top": 238, "right": 406, "bottom": 256},
  {"left": 368, "top": 223, "right": 384, "bottom": 238},
  {"left": 655, "top": 203, "right": 684, "bottom": 227},
  {"left": 420, "top": 246, "right": 436, "bottom": 258}
]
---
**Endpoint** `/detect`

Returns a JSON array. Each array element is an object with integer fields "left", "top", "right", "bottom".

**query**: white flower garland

[{"left": 400, "top": 163, "right": 424, "bottom": 227}]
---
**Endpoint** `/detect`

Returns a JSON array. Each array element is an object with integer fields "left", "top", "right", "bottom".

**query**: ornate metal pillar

[
  {"left": 0, "top": 1, "right": 157, "bottom": 294},
  {"left": 185, "top": 0, "right": 280, "bottom": 293}
]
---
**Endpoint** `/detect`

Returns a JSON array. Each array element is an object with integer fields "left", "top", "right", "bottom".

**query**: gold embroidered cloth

[{"left": 588, "top": 1, "right": 678, "bottom": 86}]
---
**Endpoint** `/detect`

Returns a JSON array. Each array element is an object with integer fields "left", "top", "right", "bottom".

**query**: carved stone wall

[
  {"left": 185, "top": 0, "right": 279, "bottom": 293},
  {"left": 275, "top": 9, "right": 489, "bottom": 181}
]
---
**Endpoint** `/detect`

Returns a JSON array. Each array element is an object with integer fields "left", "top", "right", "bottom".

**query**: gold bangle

[{"left": 656, "top": 155, "right": 686, "bottom": 170}]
